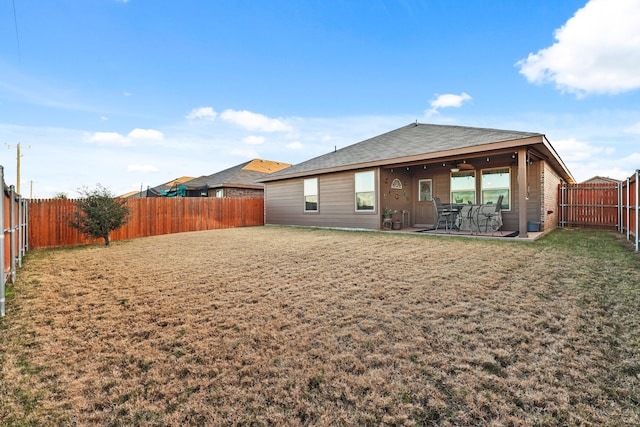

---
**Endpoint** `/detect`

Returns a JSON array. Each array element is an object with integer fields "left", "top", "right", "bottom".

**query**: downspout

[{"left": 517, "top": 149, "right": 528, "bottom": 237}]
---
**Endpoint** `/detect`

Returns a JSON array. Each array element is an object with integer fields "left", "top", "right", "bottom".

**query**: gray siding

[{"left": 265, "top": 169, "right": 381, "bottom": 229}]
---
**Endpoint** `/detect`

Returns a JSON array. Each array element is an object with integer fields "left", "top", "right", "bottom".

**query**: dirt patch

[{"left": 1, "top": 226, "right": 639, "bottom": 425}]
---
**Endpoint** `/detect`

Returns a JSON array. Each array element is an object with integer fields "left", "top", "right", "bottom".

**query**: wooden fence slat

[
  {"left": 27, "top": 197, "right": 265, "bottom": 249},
  {"left": 559, "top": 183, "right": 619, "bottom": 229}
]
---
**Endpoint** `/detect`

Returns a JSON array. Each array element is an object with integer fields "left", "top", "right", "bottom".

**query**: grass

[{"left": 0, "top": 226, "right": 639, "bottom": 426}]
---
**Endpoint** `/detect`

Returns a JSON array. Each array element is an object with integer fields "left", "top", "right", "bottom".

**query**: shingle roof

[
  {"left": 183, "top": 159, "right": 291, "bottom": 189},
  {"left": 263, "top": 123, "right": 543, "bottom": 181}
]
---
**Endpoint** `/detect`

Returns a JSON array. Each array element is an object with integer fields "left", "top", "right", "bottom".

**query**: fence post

[
  {"left": 0, "top": 167, "right": 5, "bottom": 316},
  {"left": 634, "top": 169, "right": 640, "bottom": 252},
  {"left": 618, "top": 181, "right": 623, "bottom": 233},
  {"left": 9, "top": 185, "right": 16, "bottom": 284},
  {"left": 627, "top": 176, "right": 631, "bottom": 240}
]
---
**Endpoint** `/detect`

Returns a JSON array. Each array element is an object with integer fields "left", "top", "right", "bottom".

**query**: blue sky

[{"left": 1, "top": 0, "right": 639, "bottom": 198}]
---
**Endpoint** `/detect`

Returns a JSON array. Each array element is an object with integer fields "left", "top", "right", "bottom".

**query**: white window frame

[
  {"left": 418, "top": 179, "right": 433, "bottom": 202},
  {"left": 215, "top": 189, "right": 224, "bottom": 198},
  {"left": 304, "top": 177, "right": 319, "bottom": 212},
  {"left": 450, "top": 171, "right": 476, "bottom": 204},
  {"left": 481, "top": 167, "right": 511, "bottom": 210},
  {"left": 355, "top": 170, "right": 376, "bottom": 212}
]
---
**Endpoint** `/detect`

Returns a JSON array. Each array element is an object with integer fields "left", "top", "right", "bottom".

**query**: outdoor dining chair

[
  {"left": 480, "top": 195, "right": 504, "bottom": 235},
  {"left": 433, "top": 197, "right": 455, "bottom": 232}
]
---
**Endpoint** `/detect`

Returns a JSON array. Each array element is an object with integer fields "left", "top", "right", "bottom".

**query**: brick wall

[{"left": 542, "top": 161, "right": 562, "bottom": 231}]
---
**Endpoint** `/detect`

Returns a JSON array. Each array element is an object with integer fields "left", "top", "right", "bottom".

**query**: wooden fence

[
  {"left": 558, "top": 183, "right": 620, "bottom": 229},
  {"left": 27, "top": 197, "right": 265, "bottom": 249},
  {"left": 1, "top": 166, "right": 29, "bottom": 316},
  {"left": 559, "top": 170, "right": 639, "bottom": 251},
  {"left": 620, "top": 170, "right": 639, "bottom": 251}
]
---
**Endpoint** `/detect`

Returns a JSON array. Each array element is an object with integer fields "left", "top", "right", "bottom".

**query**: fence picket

[{"left": 27, "top": 197, "right": 265, "bottom": 249}]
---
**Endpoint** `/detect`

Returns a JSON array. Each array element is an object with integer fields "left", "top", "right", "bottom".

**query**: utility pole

[{"left": 6, "top": 143, "right": 31, "bottom": 195}]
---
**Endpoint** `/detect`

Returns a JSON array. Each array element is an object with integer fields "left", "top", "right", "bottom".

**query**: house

[
  {"left": 180, "top": 159, "right": 291, "bottom": 198},
  {"left": 126, "top": 176, "right": 196, "bottom": 198},
  {"left": 581, "top": 176, "right": 621, "bottom": 184},
  {"left": 261, "top": 123, "right": 575, "bottom": 237}
]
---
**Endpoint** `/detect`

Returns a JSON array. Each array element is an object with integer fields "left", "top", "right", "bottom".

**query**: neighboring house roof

[
  {"left": 152, "top": 176, "right": 195, "bottom": 193},
  {"left": 183, "top": 159, "right": 291, "bottom": 190},
  {"left": 581, "top": 176, "right": 621, "bottom": 184},
  {"left": 119, "top": 190, "right": 141, "bottom": 198},
  {"left": 262, "top": 123, "right": 575, "bottom": 183},
  {"left": 125, "top": 176, "right": 195, "bottom": 197}
]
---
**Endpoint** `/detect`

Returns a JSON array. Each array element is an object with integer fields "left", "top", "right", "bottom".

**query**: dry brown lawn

[{"left": 1, "top": 226, "right": 639, "bottom": 426}]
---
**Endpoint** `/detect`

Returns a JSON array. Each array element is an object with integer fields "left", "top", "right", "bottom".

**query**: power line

[{"left": 13, "top": 0, "right": 21, "bottom": 61}]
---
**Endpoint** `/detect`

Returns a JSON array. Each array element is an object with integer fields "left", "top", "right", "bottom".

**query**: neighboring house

[
  {"left": 261, "top": 123, "right": 575, "bottom": 237},
  {"left": 126, "top": 176, "right": 196, "bottom": 198},
  {"left": 180, "top": 159, "right": 291, "bottom": 198},
  {"left": 581, "top": 176, "right": 621, "bottom": 184}
]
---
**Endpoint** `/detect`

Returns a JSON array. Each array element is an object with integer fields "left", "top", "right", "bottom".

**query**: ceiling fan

[{"left": 455, "top": 162, "right": 474, "bottom": 170}]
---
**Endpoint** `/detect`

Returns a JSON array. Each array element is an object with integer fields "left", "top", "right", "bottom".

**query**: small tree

[{"left": 69, "top": 184, "right": 130, "bottom": 246}]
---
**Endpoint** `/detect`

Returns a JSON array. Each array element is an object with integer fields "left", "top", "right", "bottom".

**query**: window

[
  {"left": 451, "top": 171, "right": 476, "bottom": 204},
  {"left": 418, "top": 179, "right": 432, "bottom": 202},
  {"left": 481, "top": 168, "right": 510, "bottom": 209},
  {"left": 355, "top": 171, "right": 375, "bottom": 211},
  {"left": 215, "top": 189, "right": 224, "bottom": 198},
  {"left": 304, "top": 178, "right": 318, "bottom": 212}
]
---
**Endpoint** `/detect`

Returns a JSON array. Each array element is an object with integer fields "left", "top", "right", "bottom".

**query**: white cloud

[
  {"left": 122, "top": 91, "right": 132, "bottom": 97},
  {"left": 85, "top": 131, "right": 131, "bottom": 146},
  {"left": 186, "top": 106, "right": 217, "bottom": 121},
  {"left": 128, "top": 164, "right": 159, "bottom": 172},
  {"left": 426, "top": 92, "right": 472, "bottom": 116},
  {"left": 517, "top": 0, "right": 640, "bottom": 96},
  {"left": 128, "top": 128, "right": 164, "bottom": 141},
  {"left": 229, "top": 147, "right": 260, "bottom": 158},
  {"left": 553, "top": 137, "right": 610, "bottom": 162},
  {"left": 220, "top": 109, "right": 292, "bottom": 132},
  {"left": 243, "top": 135, "right": 265, "bottom": 145},
  {"left": 286, "top": 141, "right": 303, "bottom": 149},
  {"left": 84, "top": 128, "right": 163, "bottom": 146},
  {"left": 100, "top": 116, "right": 108, "bottom": 121},
  {"left": 624, "top": 122, "right": 640, "bottom": 135}
]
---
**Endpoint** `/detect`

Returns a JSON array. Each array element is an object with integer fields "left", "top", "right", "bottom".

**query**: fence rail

[{"left": 27, "top": 197, "right": 265, "bottom": 249}]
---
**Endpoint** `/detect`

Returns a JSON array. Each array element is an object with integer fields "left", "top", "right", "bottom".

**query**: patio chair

[
  {"left": 457, "top": 204, "right": 479, "bottom": 234},
  {"left": 433, "top": 197, "right": 454, "bottom": 232},
  {"left": 480, "top": 195, "right": 504, "bottom": 235}
]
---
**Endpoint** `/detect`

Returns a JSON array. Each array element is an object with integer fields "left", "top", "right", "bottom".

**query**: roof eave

[{"left": 261, "top": 135, "right": 563, "bottom": 182}]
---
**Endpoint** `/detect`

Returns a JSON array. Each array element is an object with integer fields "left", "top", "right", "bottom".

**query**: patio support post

[{"left": 518, "top": 149, "right": 528, "bottom": 237}]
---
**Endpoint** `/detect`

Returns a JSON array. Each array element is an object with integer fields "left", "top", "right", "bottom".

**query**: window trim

[
  {"left": 303, "top": 177, "right": 319, "bottom": 213},
  {"left": 354, "top": 170, "right": 376, "bottom": 212},
  {"left": 450, "top": 170, "right": 476, "bottom": 205},
  {"left": 418, "top": 179, "right": 433, "bottom": 202},
  {"left": 480, "top": 167, "right": 511, "bottom": 210}
]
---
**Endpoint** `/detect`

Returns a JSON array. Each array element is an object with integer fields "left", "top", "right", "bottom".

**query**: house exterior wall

[
  {"left": 208, "top": 187, "right": 264, "bottom": 198},
  {"left": 542, "top": 161, "right": 562, "bottom": 231},
  {"left": 265, "top": 169, "right": 381, "bottom": 229},
  {"left": 380, "top": 169, "right": 413, "bottom": 220},
  {"left": 265, "top": 159, "right": 558, "bottom": 232}
]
